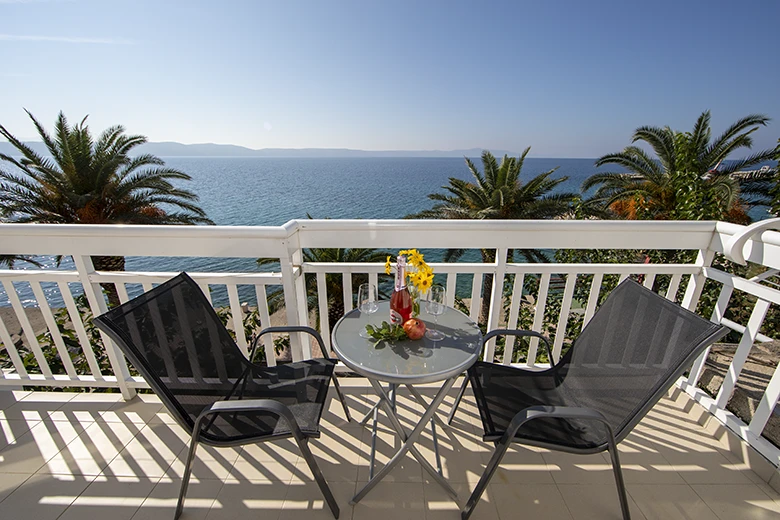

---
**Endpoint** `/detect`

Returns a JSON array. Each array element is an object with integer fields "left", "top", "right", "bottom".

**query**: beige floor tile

[
  {"left": 39, "top": 418, "right": 142, "bottom": 477},
  {"left": 352, "top": 481, "right": 426, "bottom": 520},
  {"left": 123, "top": 421, "right": 189, "bottom": 462},
  {"left": 101, "top": 455, "right": 177, "bottom": 481},
  {"left": 557, "top": 484, "right": 646, "bottom": 520},
  {"left": 58, "top": 476, "right": 159, "bottom": 520},
  {"left": 423, "top": 480, "right": 498, "bottom": 520},
  {"left": 489, "top": 483, "right": 574, "bottom": 519},
  {"left": 543, "top": 451, "right": 620, "bottom": 485},
  {"left": 0, "top": 390, "right": 30, "bottom": 408},
  {"left": 45, "top": 392, "right": 124, "bottom": 422},
  {"left": 691, "top": 484, "right": 780, "bottom": 519},
  {"left": 0, "top": 419, "right": 88, "bottom": 473},
  {"left": 99, "top": 395, "right": 164, "bottom": 424},
  {"left": 132, "top": 478, "right": 224, "bottom": 520},
  {"left": 483, "top": 446, "right": 555, "bottom": 485},
  {"left": 279, "top": 481, "right": 355, "bottom": 520},
  {"left": 293, "top": 431, "right": 362, "bottom": 483},
  {"left": 599, "top": 450, "right": 686, "bottom": 485},
  {"left": 356, "top": 429, "right": 424, "bottom": 483},
  {"left": 0, "top": 418, "right": 39, "bottom": 450},
  {"left": 0, "top": 472, "right": 93, "bottom": 520},
  {"left": 0, "top": 391, "right": 77, "bottom": 422},
  {"left": 165, "top": 454, "right": 238, "bottom": 482},
  {"left": 0, "top": 471, "right": 32, "bottom": 502},
  {"left": 205, "top": 479, "right": 287, "bottom": 520},
  {"left": 671, "top": 450, "right": 757, "bottom": 485},
  {"left": 228, "top": 459, "right": 299, "bottom": 482},
  {"left": 239, "top": 438, "right": 301, "bottom": 464},
  {"left": 628, "top": 484, "right": 717, "bottom": 520}
]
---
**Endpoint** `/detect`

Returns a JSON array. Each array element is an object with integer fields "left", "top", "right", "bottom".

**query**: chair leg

[
  {"left": 296, "top": 436, "right": 340, "bottom": 519},
  {"left": 606, "top": 432, "right": 631, "bottom": 520},
  {"left": 447, "top": 374, "right": 469, "bottom": 425},
  {"left": 331, "top": 375, "right": 352, "bottom": 422},
  {"left": 174, "top": 429, "right": 201, "bottom": 520},
  {"left": 461, "top": 432, "right": 513, "bottom": 520}
]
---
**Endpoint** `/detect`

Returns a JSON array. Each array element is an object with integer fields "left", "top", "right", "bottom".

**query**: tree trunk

[{"left": 91, "top": 255, "right": 125, "bottom": 308}]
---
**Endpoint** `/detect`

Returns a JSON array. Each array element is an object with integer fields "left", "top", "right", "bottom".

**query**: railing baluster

[
  {"left": 72, "top": 255, "right": 135, "bottom": 399},
  {"left": 369, "top": 272, "right": 378, "bottom": 292},
  {"left": 0, "top": 313, "right": 28, "bottom": 378},
  {"left": 115, "top": 282, "right": 130, "bottom": 304},
  {"left": 552, "top": 273, "right": 577, "bottom": 363},
  {"left": 666, "top": 274, "right": 683, "bottom": 301},
  {"left": 30, "top": 281, "right": 77, "bottom": 378},
  {"left": 749, "top": 360, "right": 780, "bottom": 436},
  {"left": 343, "top": 272, "right": 353, "bottom": 313},
  {"left": 527, "top": 273, "right": 550, "bottom": 366},
  {"left": 686, "top": 282, "right": 733, "bottom": 387},
  {"left": 58, "top": 281, "right": 103, "bottom": 379},
  {"left": 316, "top": 272, "right": 330, "bottom": 354},
  {"left": 618, "top": 273, "right": 629, "bottom": 284},
  {"left": 714, "top": 298, "right": 770, "bottom": 409},
  {"left": 503, "top": 273, "right": 525, "bottom": 365},
  {"left": 226, "top": 284, "right": 249, "bottom": 355},
  {"left": 254, "top": 284, "right": 276, "bottom": 366},
  {"left": 445, "top": 273, "right": 457, "bottom": 308},
  {"left": 484, "top": 248, "right": 508, "bottom": 363},
  {"left": 142, "top": 282, "right": 154, "bottom": 293},
  {"left": 643, "top": 272, "right": 656, "bottom": 289},
  {"left": 198, "top": 283, "right": 213, "bottom": 304},
  {"left": 582, "top": 273, "right": 603, "bottom": 331},
  {"left": 469, "top": 274, "right": 482, "bottom": 322},
  {"left": 2, "top": 280, "right": 52, "bottom": 378}
]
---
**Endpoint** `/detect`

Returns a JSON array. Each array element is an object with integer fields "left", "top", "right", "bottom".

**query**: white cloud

[{"left": 0, "top": 34, "right": 135, "bottom": 45}]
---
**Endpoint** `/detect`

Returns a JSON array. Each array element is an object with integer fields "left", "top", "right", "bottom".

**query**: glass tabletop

[{"left": 331, "top": 301, "right": 483, "bottom": 384}]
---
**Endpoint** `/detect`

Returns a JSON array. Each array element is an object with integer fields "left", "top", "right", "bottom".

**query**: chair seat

[
  {"left": 469, "top": 361, "right": 608, "bottom": 450},
  {"left": 171, "top": 358, "right": 337, "bottom": 444}
]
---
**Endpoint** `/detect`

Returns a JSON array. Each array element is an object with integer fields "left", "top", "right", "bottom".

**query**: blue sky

[{"left": 1, "top": 0, "right": 778, "bottom": 157}]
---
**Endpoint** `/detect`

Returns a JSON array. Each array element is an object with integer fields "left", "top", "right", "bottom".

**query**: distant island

[{"left": 0, "top": 140, "right": 519, "bottom": 158}]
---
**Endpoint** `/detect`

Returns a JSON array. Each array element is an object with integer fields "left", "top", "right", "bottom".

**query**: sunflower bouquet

[{"left": 384, "top": 248, "right": 434, "bottom": 316}]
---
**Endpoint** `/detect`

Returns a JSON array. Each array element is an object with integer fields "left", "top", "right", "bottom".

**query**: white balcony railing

[{"left": 2, "top": 219, "right": 780, "bottom": 467}]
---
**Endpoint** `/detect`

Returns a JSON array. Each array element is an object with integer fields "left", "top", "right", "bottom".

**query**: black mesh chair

[
  {"left": 94, "top": 272, "right": 350, "bottom": 520},
  {"left": 462, "top": 279, "right": 728, "bottom": 520}
]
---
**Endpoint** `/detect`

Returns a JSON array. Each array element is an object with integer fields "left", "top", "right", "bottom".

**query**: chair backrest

[
  {"left": 94, "top": 273, "right": 249, "bottom": 433},
  {"left": 557, "top": 279, "right": 728, "bottom": 442}
]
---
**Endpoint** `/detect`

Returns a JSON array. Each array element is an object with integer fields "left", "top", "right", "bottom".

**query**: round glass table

[{"left": 331, "top": 301, "right": 482, "bottom": 504}]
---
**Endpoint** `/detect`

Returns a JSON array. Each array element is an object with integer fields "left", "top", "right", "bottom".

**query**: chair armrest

[
  {"left": 195, "top": 398, "right": 306, "bottom": 441},
  {"left": 484, "top": 329, "right": 554, "bottom": 365},
  {"left": 249, "top": 326, "right": 330, "bottom": 363},
  {"left": 502, "top": 405, "right": 613, "bottom": 446}
]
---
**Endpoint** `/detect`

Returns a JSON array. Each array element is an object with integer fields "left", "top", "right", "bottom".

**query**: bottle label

[{"left": 390, "top": 309, "right": 403, "bottom": 325}]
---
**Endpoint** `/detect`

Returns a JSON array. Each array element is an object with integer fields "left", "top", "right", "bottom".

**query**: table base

[{"left": 351, "top": 377, "right": 459, "bottom": 505}]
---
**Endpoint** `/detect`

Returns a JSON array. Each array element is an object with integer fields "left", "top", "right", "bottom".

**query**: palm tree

[
  {"left": 407, "top": 148, "right": 576, "bottom": 326},
  {"left": 0, "top": 110, "right": 213, "bottom": 305},
  {"left": 584, "top": 111, "right": 775, "bottom": 222},
  {"left": 258, "top": 246, "right": 391, "bottom": 329}
]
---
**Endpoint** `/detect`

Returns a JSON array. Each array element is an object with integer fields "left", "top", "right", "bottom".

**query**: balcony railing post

[
  {"left": 484, "top": 248, "right": 508, "bottom": 362},
  {"left": 681, "top": 249, "right": 714, "bottom": 311},
  {"left": 72, "top": 255, "right": 136, "bottom": 400},
  {"left": 279, "top": 234, "right": 308, "bottom": 361}
]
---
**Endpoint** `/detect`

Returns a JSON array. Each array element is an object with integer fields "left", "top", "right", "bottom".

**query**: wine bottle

[{"left": 390, "top": 255, "right": 413, "bottom": 325}]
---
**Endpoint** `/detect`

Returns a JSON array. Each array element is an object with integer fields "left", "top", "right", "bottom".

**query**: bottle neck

[{"left": 395, "top": 256, "right": 407, "bottom": 291}]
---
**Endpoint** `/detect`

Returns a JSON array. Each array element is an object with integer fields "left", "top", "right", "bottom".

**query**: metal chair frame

[{"left": 95, "top": 275, "right": 350, "bottom": 520}]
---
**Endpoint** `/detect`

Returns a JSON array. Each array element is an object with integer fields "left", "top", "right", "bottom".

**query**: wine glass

[
  {"left": 358, "top": 283, "right": 379, "bottom": 338},
  {"left": 425, "top": 284, "right": 446, "bottom": 341}
]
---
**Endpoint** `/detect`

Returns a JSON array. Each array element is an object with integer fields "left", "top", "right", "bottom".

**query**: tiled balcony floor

[{"left": 1, "top": 379, "right": 779, "bottom": 520}]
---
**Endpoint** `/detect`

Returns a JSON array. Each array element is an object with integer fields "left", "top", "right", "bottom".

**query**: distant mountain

[{"left": 0, "top": 140, "right": 516, "bottom": 158}]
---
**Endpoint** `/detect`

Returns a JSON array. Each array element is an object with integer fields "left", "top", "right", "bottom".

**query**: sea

[{"left": 4, "top": 156, "right": 770, "bottom": 307}]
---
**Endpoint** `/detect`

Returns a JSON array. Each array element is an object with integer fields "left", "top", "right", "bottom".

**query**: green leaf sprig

[{"left": 364, "top": 321, "right": 407, "bottom": 345}]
